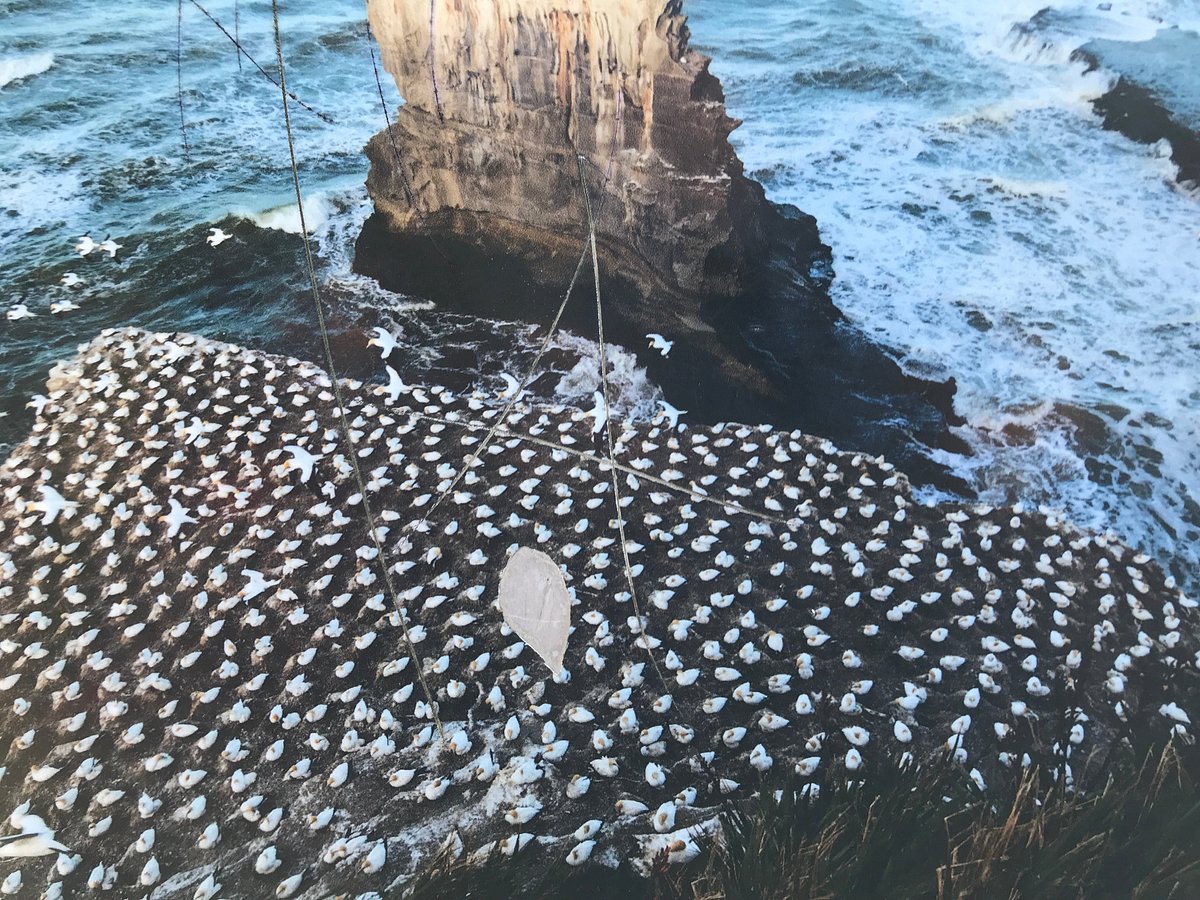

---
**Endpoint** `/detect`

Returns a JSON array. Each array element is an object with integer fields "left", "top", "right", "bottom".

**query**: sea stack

[{"left": 356, "top": 0, "right": 966, "bottom": 482}]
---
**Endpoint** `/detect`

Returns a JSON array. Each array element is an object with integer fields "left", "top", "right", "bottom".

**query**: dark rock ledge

[{"left": 0, "top": 327, "right": 1195, "bottom": 896}]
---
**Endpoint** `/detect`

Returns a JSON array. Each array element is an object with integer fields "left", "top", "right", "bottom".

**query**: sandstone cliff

[{"left": 356, "top": 0, "right": 966, "bottom": 483}]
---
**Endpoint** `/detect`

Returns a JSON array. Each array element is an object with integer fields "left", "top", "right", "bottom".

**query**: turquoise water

[{"left": 2, "top": 0, "right": 1198, "bottom": 592}]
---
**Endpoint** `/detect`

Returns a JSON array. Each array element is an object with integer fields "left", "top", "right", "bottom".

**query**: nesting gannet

[{"left": 646, "top": 333, "right": 673, "bottom": 357}]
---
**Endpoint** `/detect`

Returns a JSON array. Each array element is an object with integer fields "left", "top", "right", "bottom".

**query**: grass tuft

[{"left": 403, "top": 739, "right": 1200, "bottom": 899}]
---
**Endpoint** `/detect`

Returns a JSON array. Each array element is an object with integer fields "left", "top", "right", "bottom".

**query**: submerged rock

[
  {"left": 356, "top": 0, "right": 967, "bottom": 484},
  {"left": 0, "top": 327, "right": 1195, "bottom": 896}
]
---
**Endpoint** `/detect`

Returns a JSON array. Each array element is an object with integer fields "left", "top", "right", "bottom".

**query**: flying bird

[
  {"left": 498, "top": 373, "right": 523, "bottom": 400},
  {"left": 98, "top": 237, "right": 122, "bottom": 259},
  {"left": 655, "top": 399, "right": 686, "bottom": 430},
  {"left": 74, "top": 234, "right": 96, "bottom": 257},
  {"left": 646, "top": 333, "right": 673, "bottom": 357},
  {"left": 366, "top": 327, "right": 399, "bottom": 359},
  {"left": 282, "top": 445, "right": 322, "bottom": 483},
  {"left": 377, "top": 365, "right": 406, "bottom": 404},
  {"left": 206, "top": 228, "right": 231, "bottom": 248}
]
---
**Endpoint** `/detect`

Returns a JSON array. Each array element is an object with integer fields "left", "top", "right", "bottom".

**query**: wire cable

[
  {"left": 577, "top": 153, "right": 667, "bottom": 692},
  {"left": 270, "top": 0, "right": 445, "bottom": 745},
  {"left": 190, "top": 0, "right": 335, "bottom": 124},
  {"left": 177, "top": 0, "right": 192, "bottom": 161}
]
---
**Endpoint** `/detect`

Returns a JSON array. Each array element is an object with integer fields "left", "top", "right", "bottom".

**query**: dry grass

[{"left": 403, "top": 739, "right": 1200, "bottom": 899}]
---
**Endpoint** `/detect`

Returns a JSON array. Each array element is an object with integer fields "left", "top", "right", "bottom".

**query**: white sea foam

[
  {"left": 0, "top": 53, "right": 54, "bottom": 90},
  {"left": 690, "top": 0, "right": 1200, "bottom": 590},
  {"left": 247, "top": 194, "right": 331, "bottom": 235},
  {"left": 551, "top": 332, "right": 663, "bottom": 422}
]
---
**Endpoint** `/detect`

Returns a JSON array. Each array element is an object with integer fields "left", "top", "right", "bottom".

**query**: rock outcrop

[
  {"left": 0, "top": 328, "right": 1196, "bottom": 895},
  {"left": 356, "top": 0, "right": 967, "bottom": 485}
]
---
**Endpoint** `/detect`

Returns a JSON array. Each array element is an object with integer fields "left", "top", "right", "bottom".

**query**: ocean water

[
  {"left": 1, "top": 1, "right": 1198, "bottom": 590},
  {"left": 0, "top": 0, "right": 659, "bottom": 451},
  {"left": 689, "top": 0, "right": 1200, "bottom": 593}
]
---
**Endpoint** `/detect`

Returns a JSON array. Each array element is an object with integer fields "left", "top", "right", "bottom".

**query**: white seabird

[
  {"left": 656, "top": 400, "right": 686, "bottom": 430},
  {"left": 0, "top": 814, "right": 70, "bottom": 858},
  {"left": 646, "top": 333, "right": 673, "bottom": 357},
  {"left": 31, "top": 485, "right": 77, "bottom": 525},
  {"left": 366, "top": 327, "right": 399, "bottom": 359},
  {"left": 206, "top": 228, "right": 231, "bottom": 248},
  {"left": 282, "top": 445, "right": 322, "bottom": 483}
]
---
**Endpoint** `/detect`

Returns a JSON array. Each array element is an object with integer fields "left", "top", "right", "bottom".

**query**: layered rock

[
  {"left": 364, "top": 0, "right": 762, "bottom": 299},
  {"left": 356, "top": 0, "right": 967, "bottom": 484}
]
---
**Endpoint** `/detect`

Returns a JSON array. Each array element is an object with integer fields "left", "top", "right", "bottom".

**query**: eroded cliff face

[
  {"left": 364, "top": 0, "right": 774, "bottom": 300},
  {"left": 357, "top": 0, "right": 966, "bottom": 483}
]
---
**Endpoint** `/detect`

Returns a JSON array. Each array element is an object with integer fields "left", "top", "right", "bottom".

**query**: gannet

[
  {"left": 656, "top": 400, "right": 686, "bottom": 430},
  {"left": 98, "top": 237, "right": 122, "bottom": 259},
  {"left": 161, "top": 499, "right": 198, "bottom": 538},
  {"left": 60, "top": 272, "right": 83, "bottom": 288},
  {"left": 376, "top": 366, "right": 405, "bottom": 404},
  {"left": 74, "top": 234, "right": 96, "bottom": 256},
  {"left": 587, "top": 391, "right": 608, "bottom": 436},
  {"left": 0, "top": 814, "right": 69, "bottom": 858},
  {"left": 282, "top": 445, "right": 322, "bottom": 483},
  {"left": 31, "top": 485, "right": 77, "bottom": 524},
  {"left": 6, "top": 304, "right": 35, "bottom": 321},
  {"left": 366, "top": 327, "right": 399, "bottom": 359},
  {"left": 646, "top": 333, "right": 674, "bottom": 357},
  {"left": 498, "top": 373, "right": 523, "bottom": 400},
  {"left": 206, "top": 228, "right": 231, "bottom": 248}
]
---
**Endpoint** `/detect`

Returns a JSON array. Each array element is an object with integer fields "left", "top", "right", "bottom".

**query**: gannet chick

[{"left": 646, "top": 333, "right": 673, "bottom": 357}]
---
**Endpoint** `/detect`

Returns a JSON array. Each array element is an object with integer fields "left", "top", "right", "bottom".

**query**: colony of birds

[{"left": 0, "top": 326, "right": 1196, "bottom": 898}]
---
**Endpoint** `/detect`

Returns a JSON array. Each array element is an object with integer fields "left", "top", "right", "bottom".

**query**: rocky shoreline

[{"left": 354, "top": 0, "right": 968, "bottom": 488}]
